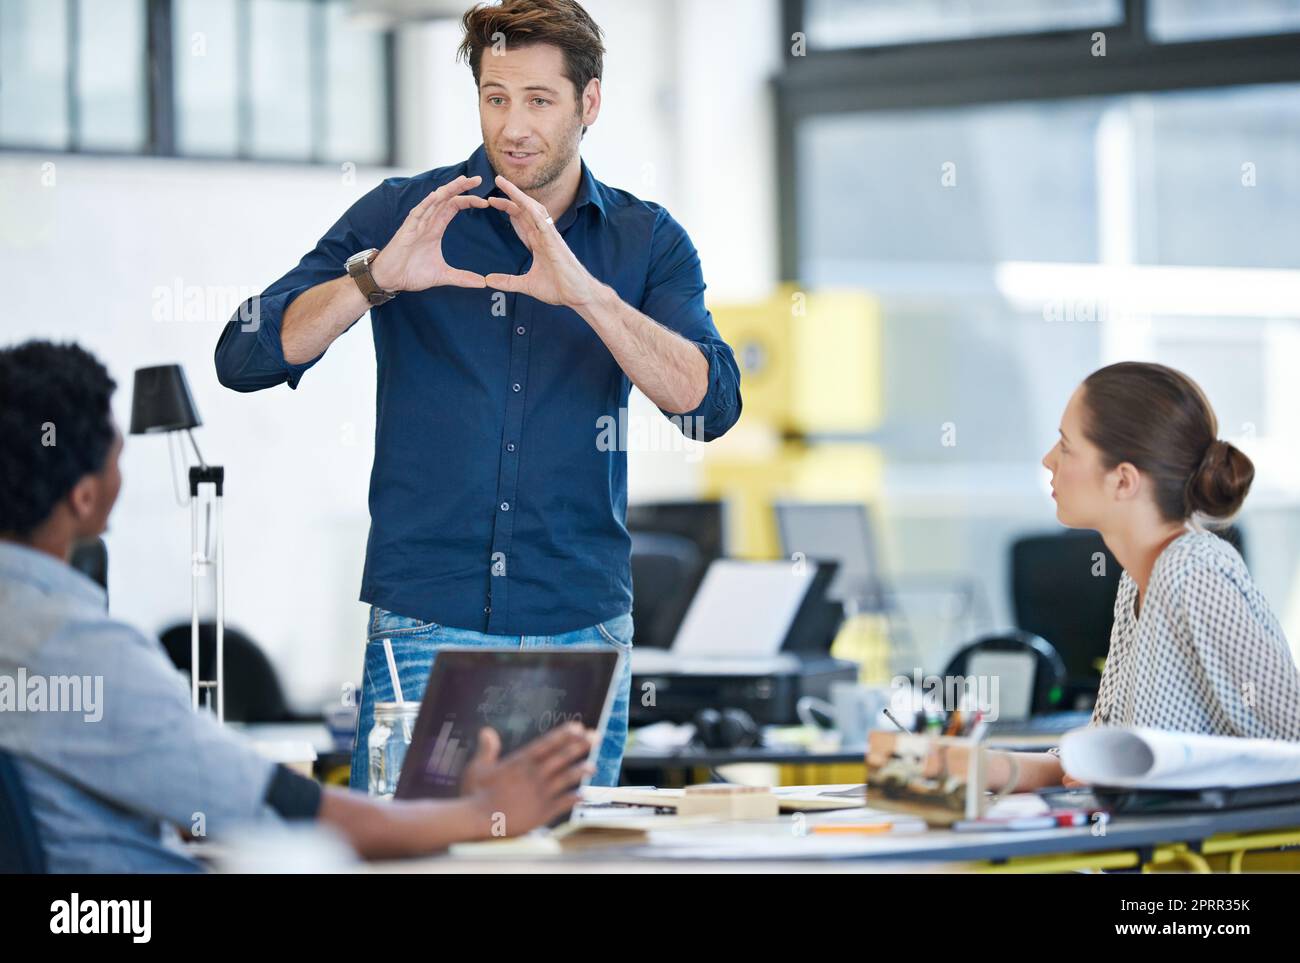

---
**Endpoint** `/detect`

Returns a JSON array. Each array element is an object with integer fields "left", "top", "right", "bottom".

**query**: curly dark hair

[{"left": 0, "top": 340, "right": 117, "bottom": 537}]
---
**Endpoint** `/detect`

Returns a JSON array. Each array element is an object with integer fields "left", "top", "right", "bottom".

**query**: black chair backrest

[
  {"left": 626, "top": 500, "right": 727, "bottom": 564},
  {"left": 1010, "top": 531, "right": 1118, "bottom": 698},
  {"left": 157, "top": 623, "right": 294, "bottom": 723},
  {"left": 941, "top": 630, "right": 1068, "bottom": 717},
  {"left": 0, "top": 749, "right": 46, "bottom": 873},
  {"left": 630, "top": 531, "right": 703, "bottom": 649},
  {"left": 69, "top": 536, "right": 108, "bottom": 597},
  {"left": 1010, "top": 526, "right": 1247, "bottom": 700}
]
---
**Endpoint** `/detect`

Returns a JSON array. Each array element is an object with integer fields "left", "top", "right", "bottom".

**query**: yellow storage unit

[
  {"left": 700, "top": 440, "right": 885, "bottom": 560},
  {"left": 709, "top": 283, "right": 883, "bottom": 436}
]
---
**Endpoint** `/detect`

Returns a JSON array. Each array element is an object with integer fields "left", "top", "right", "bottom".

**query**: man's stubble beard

[{"left": 493, "top": 112, "right": 584, "bottom": 192}]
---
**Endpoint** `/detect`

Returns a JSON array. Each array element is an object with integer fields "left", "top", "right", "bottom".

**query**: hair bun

[{"left": 1185, "top": 439, "right": 1254, "bottom": 520}]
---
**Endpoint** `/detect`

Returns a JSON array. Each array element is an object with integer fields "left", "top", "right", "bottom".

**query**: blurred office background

[{"left": 2, "top": 0, "right": 1299, "bottom": 715}]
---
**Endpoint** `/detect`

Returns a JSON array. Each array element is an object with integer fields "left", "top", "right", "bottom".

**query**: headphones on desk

[{"left": 690, "top": 707, "right": 761, "bottom": 750}]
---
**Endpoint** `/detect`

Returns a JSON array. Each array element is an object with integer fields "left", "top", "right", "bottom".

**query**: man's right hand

[
  {"left": 371, "top": 174, "right": 490, "bottom": 293},
  {"left": 461, "top": 722, "right": 596, "bottom": 837}
]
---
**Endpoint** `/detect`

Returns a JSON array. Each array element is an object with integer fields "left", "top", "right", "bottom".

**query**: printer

[{"left": 629, "top": 558, "right": 857, "bottom": 726}]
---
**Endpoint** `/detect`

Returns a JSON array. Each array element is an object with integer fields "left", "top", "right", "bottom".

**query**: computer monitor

[{"left": 774, "top": 501, "right": 881, "bottom": 605}]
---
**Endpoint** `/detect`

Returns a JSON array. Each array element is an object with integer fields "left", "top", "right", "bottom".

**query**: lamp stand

[{"left": 188, "top": 464, "right": 226, "bottom": 721}]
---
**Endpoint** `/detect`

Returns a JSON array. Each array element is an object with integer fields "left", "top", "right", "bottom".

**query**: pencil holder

[{"left": 865, "top": 730, "right": 1020, "bottom": 826}]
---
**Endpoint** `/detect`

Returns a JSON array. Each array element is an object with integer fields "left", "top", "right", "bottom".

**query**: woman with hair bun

[
  {"left": 950, "top": 362, "right": 1300, "bottom": 792},
  {"left": 1044, "top": 361, "right": 1298, "bottom": 742}
]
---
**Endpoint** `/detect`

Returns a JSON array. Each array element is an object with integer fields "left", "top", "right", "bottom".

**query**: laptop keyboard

[{"left": 984, "top": 710, "right": 1093, "bottom": 735}]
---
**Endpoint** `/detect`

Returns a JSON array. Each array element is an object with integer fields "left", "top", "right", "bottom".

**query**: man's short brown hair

[{"left": 457, "top": 0, "right": 605, "bottom": 112}]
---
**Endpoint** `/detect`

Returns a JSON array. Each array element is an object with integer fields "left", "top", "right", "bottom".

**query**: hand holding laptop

[{"left": 460, "top": 722, "right": 597, "bottom": 836}]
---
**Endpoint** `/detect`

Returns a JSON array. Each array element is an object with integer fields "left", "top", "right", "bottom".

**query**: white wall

[
  {"left": 2, "top": 154, "right": 387, "bottom": 710},
  {"left": 0, "top": 0, "right": 781, "bottom": 711}
]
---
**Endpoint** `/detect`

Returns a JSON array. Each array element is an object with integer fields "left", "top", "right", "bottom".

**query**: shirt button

[
  {"left": 500, "top": 501, "right": 510, "bottom": 512},
  {"left": 506, "top": 442, "right": 516, "bottom": 452},
  {"left": 484, "top": 606, "right": 491, "bottom": 614},
  {"left": 512, "top": 383, "right": 521, "bottom": 392},
  {"left": 516, "top": 325, "right": 526, "bottom": 335}
]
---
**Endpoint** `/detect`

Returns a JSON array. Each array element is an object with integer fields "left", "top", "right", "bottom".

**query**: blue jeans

[{"left": 349, "top": 606, "right": 633, "bottom": 791}]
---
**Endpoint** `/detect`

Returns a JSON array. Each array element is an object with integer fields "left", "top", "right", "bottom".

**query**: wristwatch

[{"left": 345, "top": 248, "right": 396, "bottom": 306}]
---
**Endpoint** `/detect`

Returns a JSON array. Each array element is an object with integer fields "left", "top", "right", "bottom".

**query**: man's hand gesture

[
  {"left": 484, "top": 175, "right": 601, "bottom": 309},
  {"left": 371, "top": 175, "right": 490, "bottom": 293}
]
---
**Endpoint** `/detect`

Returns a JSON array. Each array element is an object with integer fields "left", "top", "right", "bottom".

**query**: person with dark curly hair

[
  {"left": 0, "top": 340, "right": 122, "bottom": 547},
  {"left": 0, "top": 341, "right": 597, "bottom": 872}
]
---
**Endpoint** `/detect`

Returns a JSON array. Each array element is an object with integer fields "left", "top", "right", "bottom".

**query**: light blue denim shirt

[{"left": 0, "top": 541, "right": 279, "bottom": 873}]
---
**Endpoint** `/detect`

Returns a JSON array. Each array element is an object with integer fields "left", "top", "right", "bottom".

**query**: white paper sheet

[{"left": 1060, "top": 726, "right": 1300, "bottom": 789}]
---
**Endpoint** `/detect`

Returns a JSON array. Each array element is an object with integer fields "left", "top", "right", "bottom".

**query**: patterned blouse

[{"left": 1049, "top": 529, "right": 1300, "bottom": 756}]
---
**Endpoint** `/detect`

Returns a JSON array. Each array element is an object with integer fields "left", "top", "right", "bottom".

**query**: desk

[
  {"left": 365, "top": 792, "right": 1300, "bottom": 874},
  {"left": 623, "top": 734, "right": 1061, "bottom": 787},
  {"left": 234, "top": 723, "right": 1300, "bottom": 871}
]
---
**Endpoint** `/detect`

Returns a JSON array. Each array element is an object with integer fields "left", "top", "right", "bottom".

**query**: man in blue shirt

[
  {"left": 213, "top": 0, "right": 742, "bottom": 789},
  {"left": 0, "top": 341, "right": 595, "bottom": 872}
]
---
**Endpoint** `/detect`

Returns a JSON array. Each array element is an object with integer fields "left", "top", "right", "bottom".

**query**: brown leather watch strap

[{"left": 345, "top": 249, "right": 396, "bottom": 306}]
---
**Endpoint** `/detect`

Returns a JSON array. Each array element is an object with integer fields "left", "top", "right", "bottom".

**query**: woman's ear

[{"left": 1111, "top": 461, "right": 1143, "bottom": 503}]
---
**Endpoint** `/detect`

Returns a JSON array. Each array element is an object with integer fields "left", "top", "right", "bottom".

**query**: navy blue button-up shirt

[{"left": 214, "top": 145, "right": 742, "bottom": 634}]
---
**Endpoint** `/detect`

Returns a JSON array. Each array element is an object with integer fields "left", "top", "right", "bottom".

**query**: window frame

[
  {"left": 0, "top": 0, "right": 397, "bottom": 166},
  {"left": 777, "top": 0, "right": 1300, "bottom": 277}
]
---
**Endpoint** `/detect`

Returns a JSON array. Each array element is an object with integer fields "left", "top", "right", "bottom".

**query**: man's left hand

[{"left": 484, "top": 175, "right": 602, "bottom": 309}]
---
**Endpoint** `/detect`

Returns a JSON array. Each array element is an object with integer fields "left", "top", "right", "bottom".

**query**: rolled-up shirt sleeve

[
  {"left": 22, "top": 617, "right": 288, "bottom": 837},
  {"left": 214, "top": 180, "right": 393, "bottom": 392},
  {"left": 638, "top": 209, "right": 742, "bottom": 441}
]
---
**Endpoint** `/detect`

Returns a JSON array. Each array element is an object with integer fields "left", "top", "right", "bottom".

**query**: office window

[
  {"left": 0, "top": 0, "right": 71, "bottom": 148},
  {"left": 248, "top": 0, "right": 313, "bottom": 159},
  {"left": 799, "top": 100, "right": 1103, "bottom": 268},
  {"left": 323, "top": 0, "right": 387, "bottom": 165},
  {"left": 0, "top": 0, "right": 393, "bottom": 164},
  {"left": 174, "top": 0, "right": 240, "bottom": 156},
  {"left": 174, "top": 0, "right": 389, "bottom": 162},
  {"left": 75, "top": 0, "right": 148, "bottom": 151},
  {"left": 803, "top": 0, "right": 1122, "bottom": 50},
  {"left": 1140, "top": 84, "right": 1300, "bottom": 269},
  {"left": 1148, "top": 0, "right": 1300, "bottom": 43},
  {"left": 795, "top": 83, "right": 1300, "bottom": 483}
]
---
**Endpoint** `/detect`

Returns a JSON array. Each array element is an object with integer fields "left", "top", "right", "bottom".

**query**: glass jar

[{"left": 368, "top": 701, "right": 419, "bottom": 798}]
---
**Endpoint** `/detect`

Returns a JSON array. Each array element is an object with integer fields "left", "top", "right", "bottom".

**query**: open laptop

[{"left": 394, "top": 648, "right": 623, "bottom": 800}]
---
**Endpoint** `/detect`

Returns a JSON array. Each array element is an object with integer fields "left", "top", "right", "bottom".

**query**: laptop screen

[{"left": 394, "top": 648, "right": 621, "bottom": 800}]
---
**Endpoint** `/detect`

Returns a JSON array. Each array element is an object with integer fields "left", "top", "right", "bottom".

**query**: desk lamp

[{"left": 129, "top": 364, "right": 226, "bottom": 720}]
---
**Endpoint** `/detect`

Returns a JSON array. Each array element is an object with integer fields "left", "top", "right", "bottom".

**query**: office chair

[
  {"left": 1010, "top": 526, "right": 1247, "bottom": 706},
  {"left": 1010, "top": 531, "right": 1118, "bottom": 705},
  {"left": 629, "top": 531, "right": 702, "bottom": 649},
  {"left": 0, "top": 749, "right": 46, "bottom": 874},
  {"left": 626, "top": 499, "right": 728, "bottom": 564},
  {"left": 158, "top": 623, "right": 295, "bottom": 723},
  {"left": 942, "top": 630, "right": 1068, "bottom": 718},
  {"left": 627, "top": 501, "right": 726, "bottom": 630},
  {"left": 69, "top": 536, "right": 108, "bottom": 598}
]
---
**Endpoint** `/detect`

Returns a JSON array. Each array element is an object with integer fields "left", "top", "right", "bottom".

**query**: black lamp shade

[{"left": 129, "top": 364, "right": 202, "bottom": 435}]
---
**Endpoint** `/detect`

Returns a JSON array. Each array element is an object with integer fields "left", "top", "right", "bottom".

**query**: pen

[
  {"left": 943, "top": 710, "right": 962, "bottom": 736},
  {"left": 952, "top": 811, "right": 1089, "bottom": 832},
  {"left": 952, "top": 816, "right": 1058, "bottom": 832},
  {"left": 811, "top": 823, "right": 895, "bottom": 835},
  {"left": 882, "top": 708, "right": 908, "bottom": 733}
]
